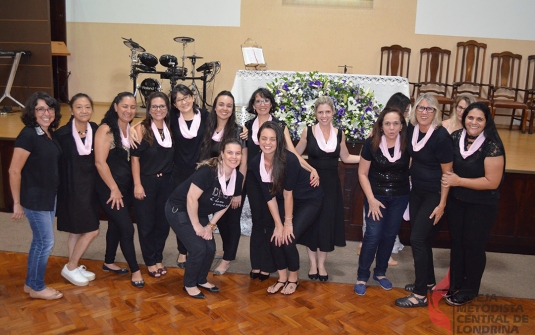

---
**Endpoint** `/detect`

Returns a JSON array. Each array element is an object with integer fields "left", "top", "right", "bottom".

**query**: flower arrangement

[{"left": 267, "top": 71, "right": 382, "bottom": 143}]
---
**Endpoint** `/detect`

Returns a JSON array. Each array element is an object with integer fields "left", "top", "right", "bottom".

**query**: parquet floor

[{"left": 1, "top": 252, "right": 534, "bottom": 335}]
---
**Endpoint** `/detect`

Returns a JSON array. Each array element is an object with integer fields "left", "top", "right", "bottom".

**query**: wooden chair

[
  {"left": 452, "top": 40, "right": 490, "bottom": 105},
  {"left": 489, "top": 51, "right": 529, "bottom": 133},
  {"left": 525, "top": 55, "right": 535, "bottom": 134},
  {"left": 379, "top": 45, "right": 414, "bottom": 101},
  {"left": 414, "top": 47, "right": 452, "bottom": 117}
]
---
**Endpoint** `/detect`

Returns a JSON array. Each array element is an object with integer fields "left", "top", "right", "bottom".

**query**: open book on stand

[{"left": 241, "top": 38, "right": 267, "bottom": 70}]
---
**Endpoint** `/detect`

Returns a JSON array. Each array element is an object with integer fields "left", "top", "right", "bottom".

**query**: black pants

[
  {"left": 134, "top": 174, "right": 173, "bottom": 266},
  {"left": 97, "top": 190, "right": 140, "bottom": 273},
  {"left": 217, "top": 192, "right": 244, "bottom": 261},
  {"left": 246, "top": 175, "right": 276, "bottom": 273},
  {"left": 172, "top": 165, "right": 195, "bottom": 255},
  {"left": 409, "top": 188, "right": 442, "bottom": 296},
  {"left": 166, "top": 205, "right": 214, "bottom": 287},
  {"left": 446, "top": 196, "right": 498, "bottom": 299},
  {"left": 271, "top": 197, "right": 322, "bottom": 272}
]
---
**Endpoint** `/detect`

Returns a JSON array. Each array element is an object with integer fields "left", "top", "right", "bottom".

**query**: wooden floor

[{"left": 1, "top": 252, "right": 534, "bottom": 334}]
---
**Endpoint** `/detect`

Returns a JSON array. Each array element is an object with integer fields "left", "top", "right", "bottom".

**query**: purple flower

[
  {"left": 283, "top": 83, "right": 289, "bottom": 91},
  {"left": 280, "top": 105, "right": 285, "bottom": 110}
]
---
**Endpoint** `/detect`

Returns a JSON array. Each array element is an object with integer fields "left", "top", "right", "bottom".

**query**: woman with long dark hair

[
  {"left": 165, "top": 139, "right": 244, "bottom": 299},
  {"left": 250, "top": 121, "right": 323, "bottom": 295},
  {"left": 56, "top": 93, "right": 99, "bottom": 286},
  {"left": 295, "top": 96, "right": 360, "bottom": 282},
  {"left": 354, "top": 107, "right": 410, "bottom": 295},
  {"left": 442, "top": 102, "right": 505, "bottom": 306},
  {"left": 95, "top": 92, "right": 144, "bottom": 288},
  {"left": 245, "top": 88, "right": 320, "bottom": 281},
  {"left": 10, "top": 92, "right": 63, "bottom": 299},
  {"left": 131, "top": 92, "right": 174, "bottom": 278},
  {"left": 199, "top": 91, "right": 247, "bottom": 275}
]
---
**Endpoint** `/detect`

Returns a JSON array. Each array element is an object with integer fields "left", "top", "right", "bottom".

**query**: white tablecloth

[{"left": 230, "top": 70, "right": 410, "bottom": 107}]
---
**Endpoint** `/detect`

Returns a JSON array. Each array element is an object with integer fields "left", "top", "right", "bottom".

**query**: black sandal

[
  {"left": 395, "top": 293, "right": 428, "bottom": 308},
  {"left": 404, "top": 283, "right": 435, "bottom": 292},
  {"left": 282, "top": 281, "right": 299, "bottom": 295},
  {"left": 267, "top": 281, "right": 287, "bottom": 294}
]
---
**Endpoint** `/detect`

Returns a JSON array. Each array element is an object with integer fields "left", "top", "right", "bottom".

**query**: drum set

[{"left": 122, "top": 37, "right": 220, "bottom": 108}]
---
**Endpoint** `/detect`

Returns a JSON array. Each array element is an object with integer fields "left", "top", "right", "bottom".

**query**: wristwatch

[{"left": 209, "top": 222, "right": 217, "bottom": 231}]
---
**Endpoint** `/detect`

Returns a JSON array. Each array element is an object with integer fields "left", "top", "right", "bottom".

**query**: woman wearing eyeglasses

[
  {"left": 131, "top": 92, "right": 174, "bottom": 278},
  {"left": 442, "top": 95, "right": 477, "bottom": 134},
  {"left": 10, "top": 92, "right": 63, "bottom": 300},
  {"left": 395, "top": 93, "right": 453, "bottom": 308},
  {"left": 244, "top": 88, "right": 320, "bottom": 281}
]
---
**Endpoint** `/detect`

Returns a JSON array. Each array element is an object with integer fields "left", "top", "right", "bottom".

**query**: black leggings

[
  {"left": 446, "top": 196, "right": 498, "bottom": 299},
  {"left": 247, "top": 175, "right": 276, "bottom": 273},
  {"left": 98, "top": 190, "right": 140, "bottom": 273},
  {"left": 409, "top": 188, "right": 442, "bottom": 296},
  {"left": 217, "top": 192, "right": 244, "bottom": 261},
  {"left": 271, "top": 197, "right": 322, "bottom": 272},
  {"left": 172, "top": 165, "right": 195, "bottom": 255}
]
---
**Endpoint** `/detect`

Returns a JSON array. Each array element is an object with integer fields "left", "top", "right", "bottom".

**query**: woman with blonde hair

[{"left": 442, "top": 95, "right": 477, "bottom": 134}]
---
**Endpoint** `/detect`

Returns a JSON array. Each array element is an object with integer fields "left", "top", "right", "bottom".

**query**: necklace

[
  {"left": 157, "top": 128, "right": 165, "bottom": 140},
  {"left": 77, "top": 130, "right": 87, "bottom": 136},
  {"left": 466, "top": 133, "right": 478, "bottom": 144}
]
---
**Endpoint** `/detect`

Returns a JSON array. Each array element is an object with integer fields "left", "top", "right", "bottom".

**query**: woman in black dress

[
  {"left": 131, "top": 92, "right": 174, "bottom": 278},
  {"left": 395, "top": 93, "right": 453, "bottom": 308},
  {"left": 245, "top": 88, "right": 319, "bottom": 281},
  {"left": 442, "top": 102, "right": 505, "bottom": 306},
  {"left": 95, "top": 92, "right": 144, "bottom": 288},
  {"left": 251, "top": 121, "right": 323, "bottom": 295},
  {"left": 56, "top": 93, "right": 100, "bottom": 286},
  {"left": 295, "top": 96, "right": 360, "bottom": 282},
  {"left": 165, "top": 139, "right": 244, "bottom": 299},
  {"left": 198, "top": 91, "right": 247, "bottom": 275}
]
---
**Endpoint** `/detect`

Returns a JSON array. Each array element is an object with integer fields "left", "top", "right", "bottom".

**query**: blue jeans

[
  {"left": 24, "top": 205, "right": 56, "bottom": 291},
  {"left": 357, "top": 194, "right": 409, "bottom": 282}
]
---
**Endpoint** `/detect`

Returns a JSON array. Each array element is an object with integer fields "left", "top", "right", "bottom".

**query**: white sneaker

[
  {"left": 77, "top": 265, "right": 96, "bottom": 281},
  {"left": 61, "top": 265, "right": 89, "bottom": 286}
]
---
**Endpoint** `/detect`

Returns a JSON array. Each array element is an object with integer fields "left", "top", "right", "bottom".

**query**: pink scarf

[
  {"left": 411, "top": 123, "right": 435, "bottom": 152},
  {"left": 379, "top": 134, "right": 402, "bottom": 162},
  {"left": 218, "top": 163, "right": 236, "bottom": 196},
  {"left": 72, "top": 121, "right": 92, "bottom": 156},
  {"left": 315, "top": 123, "right": 337, "bottom": 153},
  {"left": 121, "top": 123, "right": 131, "bottom": 149},
  {"left": 252, "top": 115, "right": 272, "bottom": 145},
  {"left": 459, "top": 129, "right": 486, "bottom": 159},
  {"left": 259, "top": 153, "right": 273, "bottom": 183},
  {"left": 212, "top": 128, "right": 224, "bottom": 142},
  {"left": 151, "top": 122, "right": 172, "bottom": 148},
  {"left": 178, "top": 111, "right": 201, "bottom": 139}
]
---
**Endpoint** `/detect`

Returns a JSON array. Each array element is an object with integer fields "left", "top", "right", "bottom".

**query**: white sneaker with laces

[
  {"left": 61, "top": 265, "right": 89, "bottom": 286},
  {"left": 77, "top": 265, "right": 96, "bottom": 281}
]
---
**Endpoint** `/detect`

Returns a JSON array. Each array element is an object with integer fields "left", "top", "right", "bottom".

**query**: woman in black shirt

[
  {"left": 165, "top": 139, "right": 244, "bottom": 299},
  {"left": 250, "top": 121, "right": 323, "bottom": 295},
  {"left": 131, "top": 92, "right": 174, "bottom": 278},
  {"left": 441, "top": 102, "right": 505, "bottom": 306},
  {"left": 354, "top": 107, "right": 410, "bottom": 296},
  {"left": 396, "top": 93, "right": 453, "bottom": 308},
  {"left": 10, "top": 92, "right": 63, "bottom": 300}
]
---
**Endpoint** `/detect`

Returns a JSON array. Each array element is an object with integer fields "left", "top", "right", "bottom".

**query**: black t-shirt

[
  {"left": 249, "top": 150, "right": 323, "bottom": 202},
  {"left": 361, "top": 137, "right": 410, "bottom": 196},
  {"left": 167, "top": 165, "right": 244, "bottom": 217},
  {"left": 449, "top": 129, "right": 504, "bottom": 204},
  {"left": 14, "top": 126, "right": 62, "bottom": 211},
  {"left": 407, "top": 124, "right": 453, "bottom": 193},
  {"left": 130, "top": 131, "right": 174, "bottom": 176},
  {"left": 169, "top": 108, "right": 208, "bottom": 169}
]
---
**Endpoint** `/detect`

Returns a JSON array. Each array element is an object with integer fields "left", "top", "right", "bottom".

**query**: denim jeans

[
  {"left": 357, "top": 194, "right": 409, "bottom": 282},
  {"left": 24, "top": 205, "right": 56, "bottom": 291}
]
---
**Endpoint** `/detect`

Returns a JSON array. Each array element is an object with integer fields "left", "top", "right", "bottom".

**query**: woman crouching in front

[{"left": 165, "top": 138, "right": 244, "bottom": 299}]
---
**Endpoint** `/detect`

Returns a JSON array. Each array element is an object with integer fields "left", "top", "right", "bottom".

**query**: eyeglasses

[
  {"left": 150, "top": 105, "right": 167, "bottom": 110},
  {"left": 456, "top": 105, "right": 466, "bottom": 112},
  {"left": 175, "top": 96, "right": 192, "bottom": 104},
  {"left": 255, "top": 99, "right": 270, "bottom": 105},
  {"left": 35, "top": 107, "right": 55, "bottom": 115},
  {"left": 416, "top": 105, "right": 436, "bottom": 113}
]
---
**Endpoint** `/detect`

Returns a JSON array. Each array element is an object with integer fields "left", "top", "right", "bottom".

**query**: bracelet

[
  {"left": 285, "top": 223, "right": 293, "bottom": 226},
  {"left": 285, "top": 216, "right": 293, "bottom": 220},
  {"left": 208, "top": 222, "right": 217, "bottom": 231}
]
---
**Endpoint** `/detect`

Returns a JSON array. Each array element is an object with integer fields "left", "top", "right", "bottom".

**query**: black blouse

[
  {"left": 169, "top": 108, "right": 208, "bottom": 169},
  {"left": 167, "top": 165, "right": 244, "bottom": 217},
  {"left": 407, "top": 124, "right": 453, "bottom": 193},
  {"left": 306, "top": 126, "right": 342, "bottom": 171},
  {"left": 203, "top": 126, "right": 246, "bottom": 160},
  {"left": 15, "top": 126, "right": 62, "bottom": 211},
  {"left": 361, "top": 137, "right": 410, "bottom": 196},
  {"left": 130, "top": 129, "right": 174, "bottom": 176},
  {"left": 449, "top": 129, "right": 504, "bottom": 205}
]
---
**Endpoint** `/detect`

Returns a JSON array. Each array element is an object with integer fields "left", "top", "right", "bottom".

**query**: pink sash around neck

[
  {"left": 218, "top": 163, "right": 236, "bottom": 196},
  {"left": 411, "top": 123, "right": 435, "bottom": 152},
  {"left": 178, "top": 111, "right": 201, "bottom": 139},
  {"left": 252, "top": 115, "right": 272, "bottom": 145},
  {"left": 459, "top": 129, "right": 486, "bottom": 159},
  {"left": 72, "top": 121, "right": 92, "bottom": 155},
  {"left": 150, "top": 122, "right": 172, "bottom": 148},
  {"left": 314, "top": 123, "right": 337, "bottom": 153},
  {"left": 380, "top": 134, "right": 402, "bottom": 163},
  {"left": 259, "top": 153, "right": 273, "bottom": 183}
]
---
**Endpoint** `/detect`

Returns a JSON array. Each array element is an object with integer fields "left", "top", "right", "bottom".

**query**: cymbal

[
  {"left": 173, "top": 36, "right": 194, "bottom": 44},
  {"left": 122, "top": 38, "right": 145, "bottom": 52},
  {"left": 187, "top": 55, "right": 204, "bottom": 60}
]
